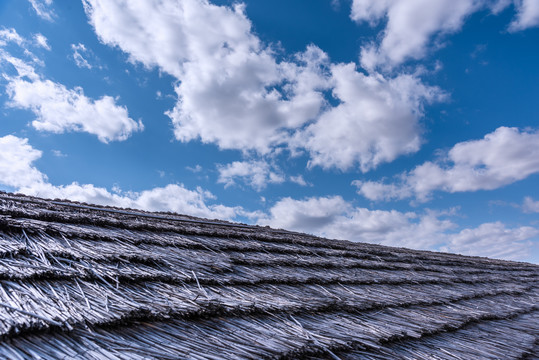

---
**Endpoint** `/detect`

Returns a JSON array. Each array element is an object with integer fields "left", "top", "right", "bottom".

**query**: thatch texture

[{"left": 0, "top": 191, "right": 537, "bottom": 359}]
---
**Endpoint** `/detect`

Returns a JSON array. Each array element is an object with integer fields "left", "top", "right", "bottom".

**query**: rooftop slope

[{"left": 0, "top": 192, "right": 537, "bottom": 359}]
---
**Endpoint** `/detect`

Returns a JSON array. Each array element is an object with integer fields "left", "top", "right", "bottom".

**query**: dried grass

[{"left": 0, "top": 191, "right": 536, "bottom": 359}]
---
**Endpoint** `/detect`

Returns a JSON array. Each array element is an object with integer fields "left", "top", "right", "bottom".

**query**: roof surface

[{"left": 0, "top": 191, "right": 537, "bottom": 359}]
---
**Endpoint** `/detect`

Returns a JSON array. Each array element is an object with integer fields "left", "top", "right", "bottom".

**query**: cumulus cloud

[
  {"left": 1, "top": 29, "right": 142, "bottom": 143},
  {"left": 21, "top": 182, "right": 241, "bottom": 220},
  {"left": 351, "top": 0, "right": 539, "bottom": 70},
  {"left": 217, "top": 160, "right": 313, "bottom": 190},
  {"left": 296, "top": 64, "right": 444, "bottom": 171},
  {"left": 0, "top": 135, "right": 242, "bottom": 220},
  {"left": 0, "top": 135, "right": 46, "bottom": 188},
  {"left": 2, "top": 134, "right": 535, "bottom": 261},
  {"left": 523, "top": 197, "right": 539, "bottom": 213},
  {"left": 352, "top": 0, "right": 480, "bottom": 70},
  {"left": 6, "top": 78, "right": 143, "bottom": 142},
  {"left": 256, "top": 195, "right": 538, "bottom": 261},
  {"left": 355, "top": 127, "right": 539, "bottom": 201},
  {"left": 28, "top": 0, "right": 56, "bottom": 21},
  {"left": 83, "top": 0, "right": 442, "bottom": 171},
  {"left": 257, "top": 196, "right": 454, "bottom": 249},
  {"left": 509, "top": 0, "right": 539, "bottom": 31},
  {"left": 83, "top": 0, "right": 329, "bottom": 153},
  {"left": 217, "top": 160, "right": 285, "bottom": 191}
]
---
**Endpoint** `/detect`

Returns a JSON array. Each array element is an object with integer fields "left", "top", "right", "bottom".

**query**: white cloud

[
  {"left": 353, "top": 180, "right": 408, "bottom": 202},
  {"left": 257, "top": 196, "right": 455, "bottom": 249},
  {"left": 523, "top": 197, "right": 539, "bottom": 213},
  {"left": 82, "top": 0, "right": 449, "bottom": 172},
  {"left": 442, "top": 222, "right": 539, "bottom": 260},
  {"left": 289, "top": 175, "right": 309, "bottom": 186},
  {"left": 6, "top": 78, "right": 143, "bottom": 142},
  {"left": 258, "top": 196, "right": 352, "bottom": 233},
  {"left": 2, "top": 134, "right": 535, "bottom": 261},
  {"left": 296, "top": 64, "right": 444, "bottom": 171},
  {"left": 1, "top": 28, "right": 45, "bottom": 69},
  {"left": 51, "top": 149, "right": 67, "bottom": 157},
  {"left": 0, "top": 135, "right": 242, "bottom": 220},
  {"left": 71, "top": 43, "right": 93, "bottom": 69},
  {"left": 257, "top": 195, "right": 538, "bottom": 261},
  {"left": 33, "top": 34, "right": 50, "bottom": 50},
  {"left": 0, "top": 28, "right": 24, "bottom": 47},
  {"left": 356, "top": 127, "right": 539, "bottom": 202},
  {"left": 83, "top": 0, "right": 329, "bottom": 154},
  {"left": 217, "top": 160, "right": 285, "bottom": 191},
  {"left": 509, "top": 0, "right": 539, "bottom": 31},
  {"left": 0, "top": 135, "right": 46, "bottom": 188},
  {"left": 2, "top": 28, "right": 49, "bottom": 52},
  {"left": 352, "top": 0, "right": 482, "bottom": 70},
  {"left": 28, "top": 0, "right": 56, "bottom": 22},
  {"left": 19, "top": 182, "right": 242, "bottom": 220},
  {"left": 351, "top": 0, "right": 539, "bottom": 70},
  {"left": 1, "top": 30, "right": 141, "bottom": 143},
  {"left": 217, "top": 160, "right": 312, "bottom": 190},
  {"left": 0, "top": 50, "right": 40, "bottom": 80},
  {"left": 186, "top": 164, "right": 202, "bottom": 173}
]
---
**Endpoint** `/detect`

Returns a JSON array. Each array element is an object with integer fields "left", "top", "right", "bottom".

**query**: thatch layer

[{"left": 0, "top": 192, "right": 537, "bottom": 359}]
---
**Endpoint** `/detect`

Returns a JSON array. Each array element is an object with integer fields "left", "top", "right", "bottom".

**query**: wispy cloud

[
  {"left": 186, "top": 165, "right": 203, "bottom": 173},
  {"left": 71, "top": 43, "right": 101, "bottom": 69},
  {"left": 51, "top": 149, "right": 67, "bottom": 157},
  {"left": 289, "top": 175, "right": 309, "bottom": 186},
  {"left": 523, "top": 197, "right": 539, "bottom": 213},
  {"left": 0, "top": 28, "right": 24, "bottom": 47},
  {"left": 28, "top": 0, "right": 56, "bottom": 22},
  {"left": 33, "top": 33, "right": 50, "bottom": 50}
]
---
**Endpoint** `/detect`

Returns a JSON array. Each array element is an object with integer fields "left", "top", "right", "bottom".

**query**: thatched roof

[{"left": 0, "top": 191, "right": 537, "bottom": 359}]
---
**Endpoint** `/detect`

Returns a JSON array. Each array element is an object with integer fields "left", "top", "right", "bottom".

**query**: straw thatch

[{"left": 0, "top": 191, "right": 537, "bottom": 359}]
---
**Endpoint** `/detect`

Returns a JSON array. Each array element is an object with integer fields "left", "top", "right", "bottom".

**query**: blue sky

[{"left": 0, "top": 0, "right": 538, "bottom": 262}]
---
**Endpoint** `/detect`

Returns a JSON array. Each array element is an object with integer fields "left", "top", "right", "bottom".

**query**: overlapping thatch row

[
  {"left": 0, "top": 217, "right": 536, "bottom": 290},
  {"left": 0, "top": 227, "right": 534, "bottom": 290},
  {"left": 2, "top": 207, "right": 536, "bottom": 281},
  {"left": 0, "top": 244, "right": 532, "bottom": 290},
  {"left": 0, "top": 191, "right": 537, "bottom": 359},
  {"left": 1, "top": 293, "right": 536, "bottom": 359},
  {"left": 0, "top": 270, "right": 533, "bottom": 338},
  {"left": 1, "top": 193, "right": 533, "bottom": 269},
  {"left": 0, "top": 223, "right": 536, "bottom": 286},
  {"left": 313, "top": 311, "right": 539, "bottom": 360}
]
